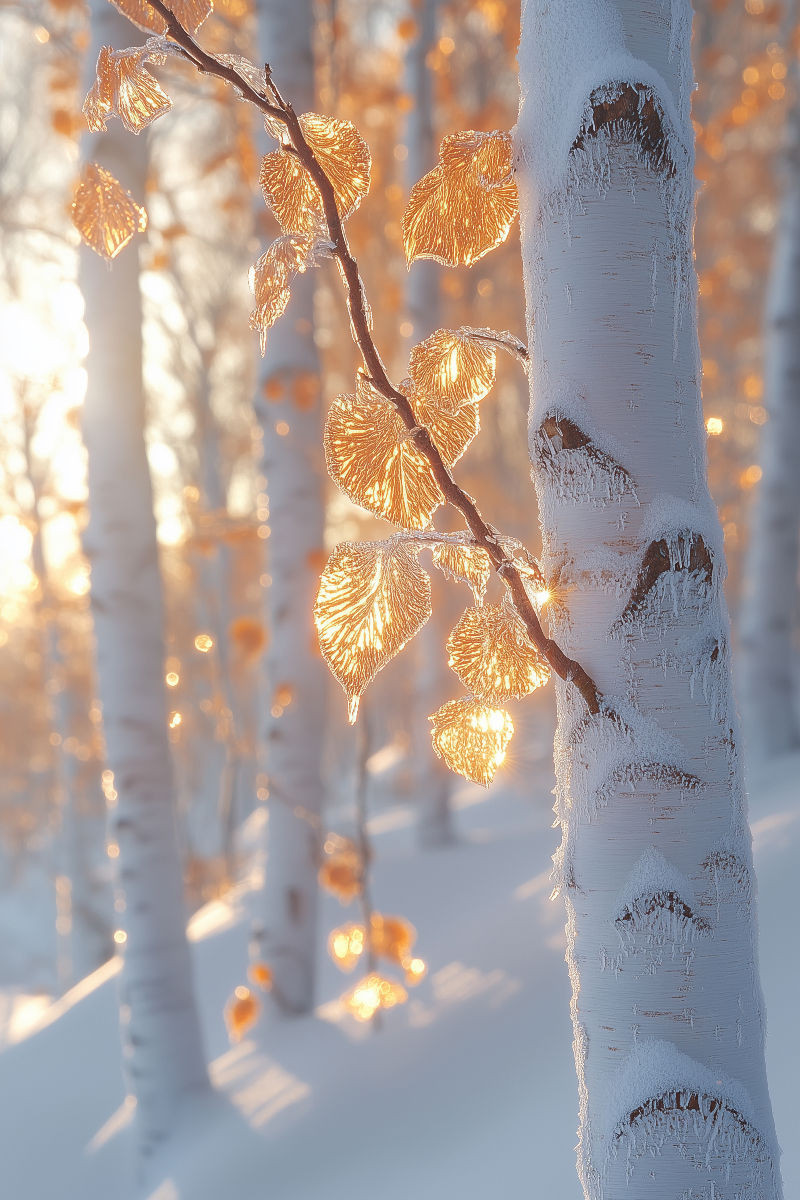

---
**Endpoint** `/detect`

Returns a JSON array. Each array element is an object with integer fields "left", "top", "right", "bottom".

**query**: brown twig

[{"left": 140, "top": 0, "right": 602, "bottom": 716}]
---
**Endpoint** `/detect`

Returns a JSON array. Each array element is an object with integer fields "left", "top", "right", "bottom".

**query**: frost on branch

[
  {"left": 324, "top": 375, "right": 478, "bottom": 529},
  {"left": 71, "top": 163, "right": 148, "bottom": 260},
  {"left": 249, "top": 233, "right": 317, "bottom": 355},
  {"left": 408, "top": 327, "right": 497, "bottom": 412},
  {"left": 431, "top": 543, "right": 492, "bottom": 604},
  {"left": 429, "top": 697, "right": 514, "bottom": 787},
  {"left": 314, "top": 540, "right": 432, "bottom": 723},
  {"left": 110, "top": 0, "right": 212, "bottom": 36},
  {"left": 83, "top": 44, "right": 172, "bottom": 135},
  {"left": 446, "top": 602, "right": 550, "bottom": 702},
  {"left": 260, "top": 113, "right": 371, "bottom": 235},
  {"left": 402, "top": 130, "right": 518, "bottom": 266}
]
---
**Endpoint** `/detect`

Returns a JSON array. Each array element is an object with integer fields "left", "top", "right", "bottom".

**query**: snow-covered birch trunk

[
  {"left": 739, "top": 87, "right": 800, "bottom": 761},
  {"left": 517, "top": 2, "right": 782, "bottom": 1195},
  {"left": 250, "top": 0, "right": 327, "bottom": 1014},
  {"left": 79, "top": 0, "right": 207, "bottom": 1158},
  {"left": 404, "top": 0, "right": 455, "bottom": 848}
]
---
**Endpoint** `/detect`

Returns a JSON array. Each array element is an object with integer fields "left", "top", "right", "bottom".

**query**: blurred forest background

[{"left": 0, "top": 0, "right": 798, "bottom": 1195}]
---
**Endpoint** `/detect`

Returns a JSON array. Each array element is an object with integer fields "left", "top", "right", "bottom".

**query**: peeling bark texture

[
  {"left": 517, "top": 2, "right": 781, "bottom": 1196},
  {"left": 79, "top": 0, "right": 208, "bottom": 1160},
  {"left": 250, "top": 0, "right": 327, "bottom": 1015},
  {"left": 739, "top": 89, "right": 800, "bottom": 760},
  {"left": 405, "top": 0, "right": 455, "bottom": 849}
]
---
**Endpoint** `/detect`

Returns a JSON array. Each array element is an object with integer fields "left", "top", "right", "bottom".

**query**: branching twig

[{"left": 140, "top": 0, "right": 602, "bottom": 716}]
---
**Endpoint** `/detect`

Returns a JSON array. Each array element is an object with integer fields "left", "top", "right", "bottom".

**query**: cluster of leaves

[{"left": 72, "top": 10, "right": 556, "bottom": 787}]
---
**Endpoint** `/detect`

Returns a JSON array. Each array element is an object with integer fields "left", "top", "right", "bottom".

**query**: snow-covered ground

[{"left": 0, "top": 745, "right": 797, "bottom": 1200}]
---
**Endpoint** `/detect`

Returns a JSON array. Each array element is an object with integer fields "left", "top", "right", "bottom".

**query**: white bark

[
  {"left": 517, "top": 2, "right": 781, "bottom": 1196},
  {"left": 739, "top": 91, "right": 800, "bottom": 761},
  {"left": 250, "top": 0, "right": 327, "bottom": 1014},
  {"left": 79, "top": 0, "right": 207, "bottom": 1159}
]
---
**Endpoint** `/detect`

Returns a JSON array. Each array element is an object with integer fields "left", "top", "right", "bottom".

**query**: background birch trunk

[
  {"left": 517, "top": 1, "right": 781, "bottom": 1195},
  {"left": 250, "top": 0, "right": 328, "bottom": 1015},
  {"left": 405, "top": 0, "right": 455, "bottom": 849},
  {"left": 79, "top": 0, "right": 208, "bottom": 1159},
  {"left": 739, "top": 82, "right": 800, "bottom": 761}
]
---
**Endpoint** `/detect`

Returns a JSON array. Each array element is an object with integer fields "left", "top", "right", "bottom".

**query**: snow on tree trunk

[
  {"left": 250, "top": 0, "right": 327, "bottom": 1015},
  {"left": 404, "top": 0, "right": 455, "bottom": 849},
  {"left": 739, "top": 90, "right": 800, "bottom": 761},
  {"left": 516, "top": 2, "right": 782, "bottom": 1196},
  {"left": 79, "top": 0, "right": 207, "bottom": 1159}
]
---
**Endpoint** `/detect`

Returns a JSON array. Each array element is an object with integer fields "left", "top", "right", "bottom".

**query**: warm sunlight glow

[
  {"left": 194, "top": 633, "right": 214, "bottom": 653},
  {"left": 705, "top": 416, "right": 724, "bottom": 435}
]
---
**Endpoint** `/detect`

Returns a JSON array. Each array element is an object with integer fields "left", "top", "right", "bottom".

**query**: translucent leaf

[
  {"left": 432, "top": 543, "right": 492, "bottom": 604},
  {"left": 217, "top": 52, "right": 269, "bottom": 102},
  {"left": 403, "top": 130, "right": 518, "bottom": 266},
  {"left": 408, "top": 328, "right": 496, "bottom": 412},
  {"left": 429, "top": 697, "right": 514, "bottom": 787},
  {"left": 370, "top": 914, "right": 416, "bottom": 965},
  {"left": 224, "top": 986, "right": 259, "bottom": 1042},
  {"left": 403, "top": 378, "right": 480, "bottom": 466},
  {"left": 329, "top": 923, "right": 366, "bottom": 971},
  {"left": 260, "top": 112, "right": 371, "bottom": 234},
  {"left": 249, "top": 233, "right": 315, "bottom": 354},
  {"left": 447, "top": 603, "right": 550, "bottom": 701},
  {"left": 318, "top": 838, "right": 362, "bottom": 903},
  {"left": 247, "top": 962, "right": 273, "bottom": 991},
  {"left": 324, "top": 386, "right": 443, "bottom": 530},
  {"left": 314, "top": 540, "right": 432, "bottom": 722},
  {"left": 72, "top": 163, "right": 148, "bottom": 261},
  {"left": 82, "top": 46, "right": 115, "bottom": 132},
  {"left": 342, "top": 973, "right": 408, "bottom": 1021},
  {"left": 110, "top": 0, "right": 212, "bottom": 36},
  {"left": 115, "top": 51, "right": 172, "bottom": 133}
]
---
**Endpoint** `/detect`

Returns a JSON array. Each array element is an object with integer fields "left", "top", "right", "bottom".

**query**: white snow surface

[{"left": 0, "top": 744, "right": 797, "bottom": 1200}]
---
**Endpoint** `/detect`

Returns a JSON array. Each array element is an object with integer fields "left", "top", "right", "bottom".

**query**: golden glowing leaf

[
  {"left": 319, "top": 844, "right": 362, "bottom": 902},
  {"left": 403, "top": 956, "right": 427, "bottom": 986},
  {"left": 429, "top": 697, "right": 514, "bottom": 786},
  {"left": 110, "top": 0, "right": 212, "bottom": 35},
  {"left": 403, "top": 130, "right": 518, "bottom": 266},
  {"left": 370, "top": 914, "right": 416, "bottom": 965},
  {"left": 249, "top": 233, "right": 314, "bottom": 354},
  {"left": 432, "top": 543, "right": 492, "bottom": 604},
  {"left": 447, "top": 603, "right": 550, "bottom": 702},
  {"left": 314, "top": 540, "right": 432, "bottom": 722},
  {"left": 82, "top": 46, "right": 115, "bottom": 132},
  {"left": 342, "top": 973, "right": 408, "bottom": 1022},
  {"left": 260, "top": 113, "right": 371, "bottom": 233},
  {"left": 405, "top": 379, "right": 480, "bottom": 466},
  {"left": 115, "top": 51, "right": 172, "bottom": 134},
  {"left": 224, "top": 986, "right": 259, "bottom": 1042},
  {"left": 247, "top": 962, "right": 273, "bottom": 991},
  {"left": 71, "top": 163, "right": 148, "bottom": 260},
  {"left": 408, "top": 328, "right": 496, "bottom": 412},
  {"left": 324, "top": 385, "right": 443, "bottom": 530},
  {"left": 328, "top": 922, "right": 366, "bottom": 971}
]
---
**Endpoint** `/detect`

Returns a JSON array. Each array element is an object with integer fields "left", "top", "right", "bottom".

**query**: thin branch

[{"left": 138, "top": 0, "right": 602, "bottom": 716}]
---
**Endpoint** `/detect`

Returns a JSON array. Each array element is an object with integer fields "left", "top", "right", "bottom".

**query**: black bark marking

[
  {"left": 617, "top": 531, "right": 713, "bottom": 627},
  {"left": 573, "top": 82, "right": 676, "bottom": 177}
]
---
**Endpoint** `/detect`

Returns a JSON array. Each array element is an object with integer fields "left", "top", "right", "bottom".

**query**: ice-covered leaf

[
  {"left": 370, "top": 914, "right": 416, "bottom": 965},
  {"left": 224, "top": 986, "right": 259, "bottom": 1042},
  {"left": 324, "top": 382, "right": 443, "bottom": 530},
  {"left": 432, "top": 543, "right": 492, "bottom": 604},
  {"left": 447, "top": 602, "right": 550, "bottom": 702},
  {"left": 408, "top": 327, "right": 496, "bottom": 412},
  {"left": 110, "top": 0, "right": 212, "bottom": 36},
  {"left": 328, "top": 922, "right": 366, "bottom": 971},
  {"left": 260, "top": 113, "right": 371, "bottom": 234},
  {"left": 429, "top": 697, "right": 514, "bottom": 786},
  {"left": 319, "top": 844, "right": 362, "bottom": 903},
  {"left": 83, "top": 46, "right": 171, "bottom": 135},
  {"left": 403, "top": 130, "right": 518, "bottom": 266},
  {"left": 404, "top": 378, "right": 480, "bottom": 466},
  {"left": 249, "top": 233, "right": 315, "bottom": 354},
  {"left": 314, "top": 540, "right": 431, "bottom": 722},
  {"left": 342, "top": 973, "right": 408, "bottom": 1021},
  {"left": 72, "top": 163, "right": 148, "bottom": 260}
]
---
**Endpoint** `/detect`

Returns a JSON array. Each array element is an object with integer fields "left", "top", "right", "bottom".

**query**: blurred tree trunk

[
  {"left": 79, "top": 0, "right": 207, "bottom": 1160},
  {"left": 739, "top": 87, "right": 800, "bottom": 761},
  {"left": 250, "top": 0, "right": 327, "bottom": 1015},
  {"left": 405, "top": 0, "right": 455, "bottom": 848},
  {"left": 517, "top": 2, "right": 781, "bottom": 1196}
]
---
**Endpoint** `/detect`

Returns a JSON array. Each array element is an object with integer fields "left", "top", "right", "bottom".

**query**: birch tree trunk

[
  {"left": 404, "top": 0, "right": 455, "bottom": 848},
  {"left": 250, "top": 0, "right": 327, "bottom": 1015},
  {"left": 739, "top": 88, "right": 800, "bottom": 761},
  {"left": 517, "top": 2, "right": 782, "bottom": 1195},
  {"left": 79, "top": 0, "right": 207, "bottom": 1159}
]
